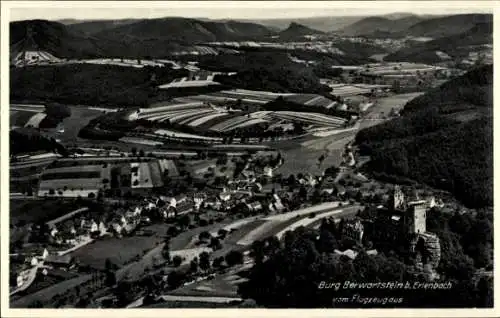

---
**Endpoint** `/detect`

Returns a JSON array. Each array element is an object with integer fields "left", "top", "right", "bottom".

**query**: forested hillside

[
  {"left": 207, "top": 52, "right": 331, "bottom": 94},
  {"left": 355, "top": 65, "right": 493, "bottom": 207},
  {"left": 11, "top": 64, "right": 189, "bottom": 108},
  {"left": 385, "top": 22, "right": 493, "bottom": 64}
]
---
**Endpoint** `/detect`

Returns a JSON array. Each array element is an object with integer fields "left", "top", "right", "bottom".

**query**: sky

[{"left": 8, "top": 1, "right": 494, "bottom": 22}]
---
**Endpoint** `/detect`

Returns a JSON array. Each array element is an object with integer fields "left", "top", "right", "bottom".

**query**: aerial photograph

[{"left": 6, "top": 1, "right": 493, "bottom": 310}]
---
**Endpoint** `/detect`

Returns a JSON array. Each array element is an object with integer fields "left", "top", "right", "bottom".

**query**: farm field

[
  {"left": 132, "top": 89, "right": 345, "bottom": 130},
  {"left": 10, "top": 199, "right": 87, "bottom": 226},
  {"left": 10, "top": 158, "right": 56, "bottom": 179},
  {"left": 37, "top": 163, "right": 111, "bottom": 197},
  {"left": 119, "top": 137, "right": 163, "bottom": 146},
  {"left": 368, "top": 92, "right": 423, "bottom": 114},
  {"left": 158, "top": 159, "right": 180, "bottom": 177},
  {"left": 10, "top": 110, "right": 46, "bottom": 129},
  {"left": 10, "top": 273, "right": 94, "bottom": 308},
  {"left": 167, "top": 264, "right": 250, "bottom": 298},
  {"left": 275, "top": 134, "right": 348, "bottom": 177},
  {"left": 43, "top": 106, "right": 104, "bottom": 144},
  {"left": 159, "top": 75, "right": 220, "bottom": 89},
  {"left": 234, "top": 204, "right": 347, "bottom": 246},
  {"left": 360, "top": 92, "right": 423, "bottom": 129},
  {"left": 274, "top": 205, "right": 360, "bottom": 239},
  {"left": 326, "top": 84, "right": 390, "bottom": 97},
  {"left": 273, "top": 92, "right": 425, "bottom": 176},
  {"left": 71, "top": 235, "right": 165, "bottom": 270}
]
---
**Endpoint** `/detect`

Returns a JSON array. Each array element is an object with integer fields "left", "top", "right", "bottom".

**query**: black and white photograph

[{"left": 2, "top": 0, "right": 496, "bottom": 314}]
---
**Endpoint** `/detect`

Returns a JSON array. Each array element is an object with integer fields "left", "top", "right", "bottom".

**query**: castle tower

[
  {"left": 391, "top": 185, "right": 406, "bottom": 211},
  {"left": 407, "top": 200, "right": 427, "bottom": 234}
]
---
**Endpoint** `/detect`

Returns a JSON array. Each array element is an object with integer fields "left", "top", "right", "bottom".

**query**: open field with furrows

[
  {"left": 266, "top": 111, "right": 346, "bottom": 127},
  {"left": 327, "top": 84, "right": 390, "bottom": 97}
]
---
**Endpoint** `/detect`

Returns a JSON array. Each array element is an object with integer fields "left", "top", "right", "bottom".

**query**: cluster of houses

[{"left": 207, "top": 41, "right": 346, "bottom": 55}]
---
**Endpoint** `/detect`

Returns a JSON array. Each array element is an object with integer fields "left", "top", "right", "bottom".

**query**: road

[{"left": 9, "top": 262, "right": 43, "bottom": 296}]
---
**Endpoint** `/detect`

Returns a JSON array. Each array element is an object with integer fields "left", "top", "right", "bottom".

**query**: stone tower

[{"left": 407, "top": 200, "right": 427, "bottom": 234}]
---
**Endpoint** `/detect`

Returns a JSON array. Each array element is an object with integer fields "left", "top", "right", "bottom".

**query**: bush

[
  {"left": 225, "top": 250, "right": 244, "bottom": 267},
  {"left": 218, "top": 229, "right": 228, "bottom": 238},
  {"left": 199, "top": 231, "right": 211, "bottom": 241},
  {"left": 172, "top": 255, "right": 183, "bottom": 267}
]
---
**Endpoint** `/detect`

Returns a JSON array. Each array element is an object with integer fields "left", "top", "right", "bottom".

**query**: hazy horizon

[{"left": 8, "top": 2, "right": 493, "bottom": 22}]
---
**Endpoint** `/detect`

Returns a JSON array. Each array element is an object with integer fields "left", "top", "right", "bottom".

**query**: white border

[{"left": 1, "top": 1, "right": 498, "bottom": 317}]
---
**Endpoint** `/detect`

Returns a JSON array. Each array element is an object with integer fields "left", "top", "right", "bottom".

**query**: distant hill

[
  {"left": 65, "top": 19, "right": 141, "bottom": 35},
  {"left": 405, "top": 13, "right": 492, "bottom": 38},
  {"left": 385, "top": 22, "right": 493, "bottom": 63},
  {"left": 94, "top": 17, "right": 273, "bottom": 43},
  {"left": 341, "top": 15, "right": 425, "bottom": 36},
  {"left": 246, "top": 16, "right": 366, "bottom": 32},
  {"left": 277, "top": 22, "right": 324, "bottom": 40},
  {"left": 355, "top": 65, "right": 493, "bottom": 208},
  {"left": 10, "top": 18, "right": 274, "bottom": 59},
  {"left": 10, "top": 19, "right": 106, "bottom": 59}
]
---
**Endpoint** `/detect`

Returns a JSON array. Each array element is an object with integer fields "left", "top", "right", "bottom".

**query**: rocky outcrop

[{"left": 410, "top": 232, "right": 441, "bottom": 269}]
